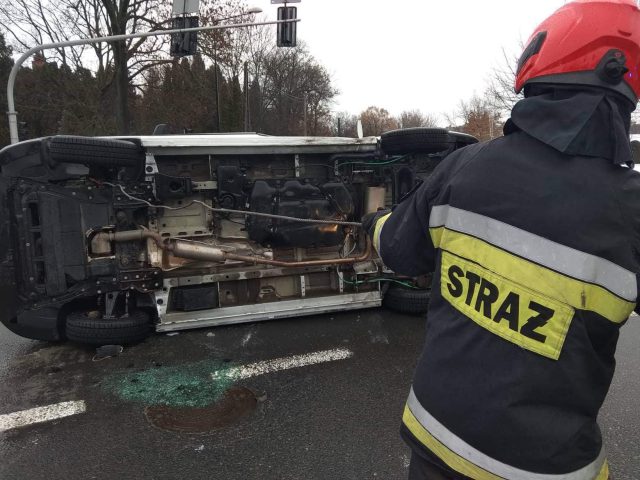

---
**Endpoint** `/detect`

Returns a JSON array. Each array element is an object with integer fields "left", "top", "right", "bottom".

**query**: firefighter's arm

[{"left": 363, "top": 182, "right": 436, "bottom": 277}]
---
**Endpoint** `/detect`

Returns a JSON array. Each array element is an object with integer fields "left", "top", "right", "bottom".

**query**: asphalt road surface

[{"left": 0, "top": 308, "right": 638, "bottom": 480}]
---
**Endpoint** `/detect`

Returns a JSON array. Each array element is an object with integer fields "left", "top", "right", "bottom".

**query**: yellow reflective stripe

[
  {"left": 405, "top": 401, "right": 609, "bottom": 480},
  {"left": 431, "top": 227, "right": 634, "bottom": 324},
  {"left": 403, "top": 405, "right": 505, "bottom": 480},
  {"left": 430, "top": 225, "right": 445, "bottom": 248},
  {"left": 373, "top": 213, "right": 392, "bottom": 254},
  {"left": 441, "top": 251, "right": 574, "bottom": 360},
  {"left": 429, "top": 205, "right": 637, "bottom": 302},
  {"left": 595, "top": 462, "right": 609, "bottom": 480}
]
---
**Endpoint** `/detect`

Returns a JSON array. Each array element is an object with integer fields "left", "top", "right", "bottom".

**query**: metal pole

[
  {"left": 243, "top": 61, "right": 249, "bottom": 131},
  {"left": 6, "top": 18, "right": 300, "bottom": 144},
  {"left": 213, "top": 42, "right": 220, "bottom": 132},
  {"left": 303, "top": 92, "right": 308, "bottom": 136}
]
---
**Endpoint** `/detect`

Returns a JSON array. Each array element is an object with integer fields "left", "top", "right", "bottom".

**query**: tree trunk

[
  {"left": 101, "top": 0, "right": 131, "bottom": 135},
  {"left": 114, "top": 42, "right": 130, "bottom": 134}
]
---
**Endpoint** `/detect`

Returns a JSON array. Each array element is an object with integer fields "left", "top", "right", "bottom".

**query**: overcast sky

[{"left": 252, "top": 0, "right": 566, "bottom": 120}]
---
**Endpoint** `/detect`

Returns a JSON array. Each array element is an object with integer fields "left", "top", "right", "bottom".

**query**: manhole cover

[{"left": 144, "top": 386, "right": 258, "bottom": 434}]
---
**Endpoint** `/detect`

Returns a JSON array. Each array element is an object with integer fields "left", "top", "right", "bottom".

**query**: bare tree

[
  {"left": 1, "top": 0, "right": 169, "bottom": 133},
  {"left": 485, "top": 48, "right": 523, "bottom": 118},
  {"left": 134, "top": 21, "right": 338, "bottom": 137},
  {"left": 63, "top": 0, "right": 112, "bottom": 74},
  {"left": 485, "top": 44, "right": 640, "bottom": 129},
  {"left": 198, "top": 2, "right": 253, "bottom": 80},
  {"left": 0, "top": 0, "right": 86, "bottom": 68},
  {"left": 203, "top": 13, "right": 271, "bottom": 132},
  {"left": 359, "top": 106, "right": 398, "bottom": 137},
  {"left": 397, "top": 109, "right": 439, "bottom": 129},
  {"left": 447, "top": 94, "right": 502, "bottom": 142},
  {"left": 0, "top": 0, "right": 241, "bottom": 134},
  {"left": 241, "top": 21, "right": 275, "bottom": 131},
  {"left": 253, "top": 43, "right": 337, "bottom": 135},
  {"left": 2, "top": 1, "right": 339, "bottom": 138},
  {"left": 98, "top": 0, "right": 178, "bottom": 133}
]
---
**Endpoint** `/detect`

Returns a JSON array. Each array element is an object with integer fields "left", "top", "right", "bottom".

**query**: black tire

[
  {"left": 380, "top": 128, "right": 480, "bottom": 155},
  {"left": 382, "top": 285, "right": 430, "bottom": 315},
  {"left": 381, "top": 128, "right": 451, "bottom": 155},
  {"left": 47, "top": 136, "right": 145, "bottom": 169},
  {"left": 449, "top": 131, "right": 479, "bottom": 147},
  {"left": 66, "top": 310, "right": 152, "bottom": 346}
]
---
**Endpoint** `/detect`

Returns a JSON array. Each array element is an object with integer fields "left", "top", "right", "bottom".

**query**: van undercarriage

[{"left": 0, "top": 129, "right": 477, "bottom": 344}]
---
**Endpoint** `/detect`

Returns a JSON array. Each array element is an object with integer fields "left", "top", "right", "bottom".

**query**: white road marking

[
  {"left": 0, "top": 400, "right": 86, "bottom": 433},
  {"left": 211, "top": 348, "right": 354, "bottom": 381}
]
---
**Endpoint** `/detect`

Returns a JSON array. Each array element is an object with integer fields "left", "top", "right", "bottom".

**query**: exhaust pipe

[
  {"left": 166, "top": 240, "right": 226, "bottom": 262},
  {"left": 94, "top": 229, "right": 371, "bottom": 267}
]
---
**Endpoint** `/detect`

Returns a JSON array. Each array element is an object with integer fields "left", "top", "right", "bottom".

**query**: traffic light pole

[{"left": 6, "top": 18, "right": 300, "bottom": 144}]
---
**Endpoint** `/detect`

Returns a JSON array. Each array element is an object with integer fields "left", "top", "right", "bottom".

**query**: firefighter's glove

[{"left": 362, "top": 209, "right": 391, "bottom": 237}]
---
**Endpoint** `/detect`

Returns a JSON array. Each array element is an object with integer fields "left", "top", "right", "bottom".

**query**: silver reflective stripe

[
  {"left": 407, "top": 388, "right": 606, "bottom": 480},
  {"left": 429, "top": 205, "right": 637, "bottom": 302}
]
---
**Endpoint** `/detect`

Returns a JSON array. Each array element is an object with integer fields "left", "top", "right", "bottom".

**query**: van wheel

[
  {"left": 381, "top": 128, "right": 451, "bottom": 155},
  {"left": 449, "top": 131, "right": 480, "bottom": 147},
  {"left": 382, "top": 285, "right": 430, "bottom": 315},
  {"left": 65, "top": 310, "right": 152, "bottom": 346},
  {"left": 47, "top": 136, "right": 145, "bottom": 170},
  {"left": 380, "top": 128, "right": 480, "bottom": 155}
]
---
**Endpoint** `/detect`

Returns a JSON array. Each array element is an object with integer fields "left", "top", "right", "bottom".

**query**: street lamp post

[
  {"left": 6, "top": 15, "right": 298, "bottom": 144},
  {"left": 213, "top": 40, "right": 221, "bottom": 132},
  {"left": 303, "top": 92, "right": 308, "bottom": 136},
  {"left": 244, "top": 60, "right": 250, "bottom": 131}
]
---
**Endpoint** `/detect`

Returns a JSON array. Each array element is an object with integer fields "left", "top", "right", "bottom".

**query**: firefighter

[{"left": 364, "top": 1, "right": 640, "bottom": 478}]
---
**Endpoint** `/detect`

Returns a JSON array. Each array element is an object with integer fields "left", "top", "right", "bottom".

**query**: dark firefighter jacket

[{"left": 367, "top": 88, "right": 639, "bottom": 480}]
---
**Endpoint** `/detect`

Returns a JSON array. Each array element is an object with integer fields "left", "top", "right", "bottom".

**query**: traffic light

[
  {"left": 277, "top": 7, "right": 297, "bottom": 47},
  {"left": 170, "top": 16, "right": 199, "bottom": 57}
]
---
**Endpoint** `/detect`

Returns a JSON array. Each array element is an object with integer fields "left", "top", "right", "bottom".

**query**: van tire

[
  {"left": 380, "top": 128, "right": 451, "bottom": 155},
  {"left": 47, "top": 136, "right": 145, "bottom": 169},
  {"left": 382, "top": 285, "right": 430, "bottom": 315},
  {"left": 66, "top": 310, "right": 152, "bottom": 346},
  {"left": 449, "top": 131, "right": 480, "bottom": 147},
  {"left": 381, "top": 128, "right": 480, "bottom": 155}
]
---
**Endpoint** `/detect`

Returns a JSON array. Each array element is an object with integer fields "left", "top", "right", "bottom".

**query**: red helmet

[{"left": 515, "top": 0, "right": 640, "bottom": 106}]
